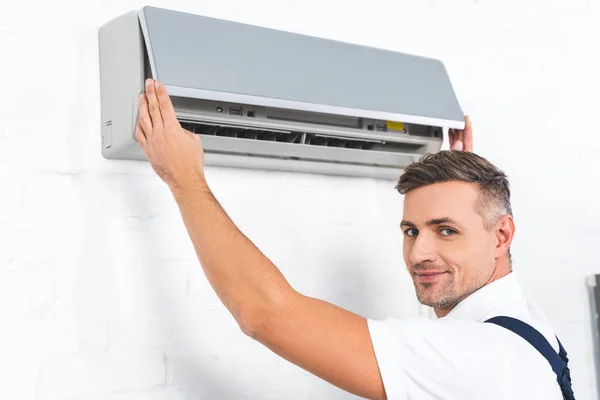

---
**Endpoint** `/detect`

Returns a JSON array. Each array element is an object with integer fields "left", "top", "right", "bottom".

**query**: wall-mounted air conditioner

[{"left": 98, "top": 6, "right": 465, "bottom": 179}]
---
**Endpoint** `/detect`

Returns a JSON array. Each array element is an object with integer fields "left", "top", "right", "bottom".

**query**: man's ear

[{"left": 494, "top": 214, "right": 515, "bottom": 260}]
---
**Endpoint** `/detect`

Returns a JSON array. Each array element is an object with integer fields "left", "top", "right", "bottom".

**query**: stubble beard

[
  {"left": 412, "top": 263, "right": 492, "bottom": 310},
  {"left": 414, "top": 272, "right": 459, "bottom": 309}
]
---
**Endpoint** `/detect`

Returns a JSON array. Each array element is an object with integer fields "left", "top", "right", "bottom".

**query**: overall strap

[{"left": 485, "top": 316, "right": 575, "bottom": 399}]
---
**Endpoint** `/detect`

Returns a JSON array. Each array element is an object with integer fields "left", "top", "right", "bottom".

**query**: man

[{"left": 134, "top": 79, "right": 575, "bottom": 399}]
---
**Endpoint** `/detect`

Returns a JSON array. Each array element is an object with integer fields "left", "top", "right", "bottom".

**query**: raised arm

[{"left": 135, "top": 79, "right": 387, "bottom": 400}]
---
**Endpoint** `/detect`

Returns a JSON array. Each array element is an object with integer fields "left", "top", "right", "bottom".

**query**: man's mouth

[{"left": 414, "top": 271, "right": 448, "bottom": 283}]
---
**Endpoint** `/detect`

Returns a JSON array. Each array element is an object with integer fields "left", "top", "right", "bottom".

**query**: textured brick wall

[{"left": 1, "top": 0, "right": 598, "bottom": 398}]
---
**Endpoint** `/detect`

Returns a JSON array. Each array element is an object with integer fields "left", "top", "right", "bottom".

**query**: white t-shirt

[{"left": 367, "top": 272, "right": 565, "bottom": 400}]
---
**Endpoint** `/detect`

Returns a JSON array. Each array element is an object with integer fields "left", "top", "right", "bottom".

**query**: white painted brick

[
  {"left": 0, "top": 356, "right": 40, "bottom": 400},
  {"left": 109, "top": 313, "right": 176, "bottom": 351},
  {"left": 0, "top": 166, "right": 22, "bottom": 225},
  {"left": 36, "top": 352, "right": 166, "bottom": 400},
  {"left": 0, "top": 268, "right": 80, "bottom": 356},
  {"left": 58, "top": 390, "right": 188, "bottom": 400},
  {"left": 1, "top": 0, "right": 599, "bottom": 399},
  {"left": 4, "top": 173, "right": 81, "bottom": 262}
]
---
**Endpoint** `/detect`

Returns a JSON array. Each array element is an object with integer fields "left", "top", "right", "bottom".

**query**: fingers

[
  {"left": 135, "top": 123, "right": 147, "bottom": 148},
  {"left": 184, "top": 129, "right": 197, "bottom": 140},
  {"left": 449, "top": 115, "right": 472, "bottom": 152},
  {"left": 145, "top": 79, "right": 163, "bottom": 129},
  {"left": 463, "top": 115, "right": 473, "bottom": 152},
  {"left": 155, "top": 81, "right": 178, "bottom": 126},
  {"left": 138, "top": 93, "right": 153, "bottom": 138},
  {"left": 449, "top": 128, "right": 462, "bottom": 149}
]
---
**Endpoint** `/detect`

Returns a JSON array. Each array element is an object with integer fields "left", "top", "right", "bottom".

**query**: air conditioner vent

[{"left": 180, "top": 121, "right": 424, "bottom": 154}]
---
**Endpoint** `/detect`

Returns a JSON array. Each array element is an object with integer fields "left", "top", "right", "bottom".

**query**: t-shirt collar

[{"left": 444, "top": 271, "right": 525, "bottom": 322}]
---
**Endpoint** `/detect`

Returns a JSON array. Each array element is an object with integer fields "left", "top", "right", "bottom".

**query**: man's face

[{"left": 401, "top": 181, "right": 496, "bottom": 312}]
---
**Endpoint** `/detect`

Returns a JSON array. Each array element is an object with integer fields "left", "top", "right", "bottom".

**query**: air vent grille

[{"left": 180, "top": 121, "right": 423, "bottom": 154}]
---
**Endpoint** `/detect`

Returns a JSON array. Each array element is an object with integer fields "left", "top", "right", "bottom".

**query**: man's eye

[
  {"left": 404, "top": 228, "right": 418, "bottom": 237},
  {"left": 440, "top": 228, "right": 457, "bottom": 236}
]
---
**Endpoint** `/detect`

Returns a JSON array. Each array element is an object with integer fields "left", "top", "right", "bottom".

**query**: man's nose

[{"left": 409, "top": 234, "right": 437, "bottom": 265}]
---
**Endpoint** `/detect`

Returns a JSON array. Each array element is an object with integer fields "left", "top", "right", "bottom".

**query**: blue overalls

[{"left": 485, "top": 316, "right": 575, "bottom": 399}]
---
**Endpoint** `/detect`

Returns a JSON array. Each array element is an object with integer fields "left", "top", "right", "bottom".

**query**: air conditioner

[{"left": 98, "top": 6, "right": 465, "bottom": 179}]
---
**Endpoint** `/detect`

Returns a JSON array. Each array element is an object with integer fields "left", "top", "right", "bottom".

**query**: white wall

[{"left": 1, "top": 0, "right": 599, "bottom": 398}]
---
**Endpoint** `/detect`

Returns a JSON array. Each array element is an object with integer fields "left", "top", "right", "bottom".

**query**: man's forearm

[{"left": 171, "top": 177, "right": 294, "bottom": 333}]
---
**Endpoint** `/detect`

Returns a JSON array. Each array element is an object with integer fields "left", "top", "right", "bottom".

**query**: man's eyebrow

[
  {"left": 426, "top": 217, "right": 462, "bottom": 226},
  {"left": 400, "top": 217, "right": 464, "bottom": 228}
]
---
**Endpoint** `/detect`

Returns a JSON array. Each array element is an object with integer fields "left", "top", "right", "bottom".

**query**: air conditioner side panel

[{"left": 98, "top": 11, "right": 146, "bottom": 160}]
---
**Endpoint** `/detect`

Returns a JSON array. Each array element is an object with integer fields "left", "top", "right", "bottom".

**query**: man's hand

[
  {"left": 136, "top": 78, "right": 206, "bottom": 190},
  {"left": 449, "top": 115, "right": 473, "bottom": 152}
]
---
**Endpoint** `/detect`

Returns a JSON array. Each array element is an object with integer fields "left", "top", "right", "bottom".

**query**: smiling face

[{"left": 401, "top": 181, "right": 507, "bottom": 316}]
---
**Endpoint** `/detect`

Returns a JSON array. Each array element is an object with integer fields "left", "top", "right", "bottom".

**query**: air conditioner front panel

[{"left": 137, "top": 6, "right": 465, "bottom": 130}]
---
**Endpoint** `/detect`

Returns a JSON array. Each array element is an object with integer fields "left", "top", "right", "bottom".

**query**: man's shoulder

[
  {"left": 480, "top": 298, "right": 560, "bottom": 352},
  {"left": 368, "top": 315, "right": 527, "bottom": 356},
  {"left": 368, "top": 316, "right": 562, "bottom": 399},
  {"left": 368, "top": 306, "right": 561, "bottom": 374}
]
